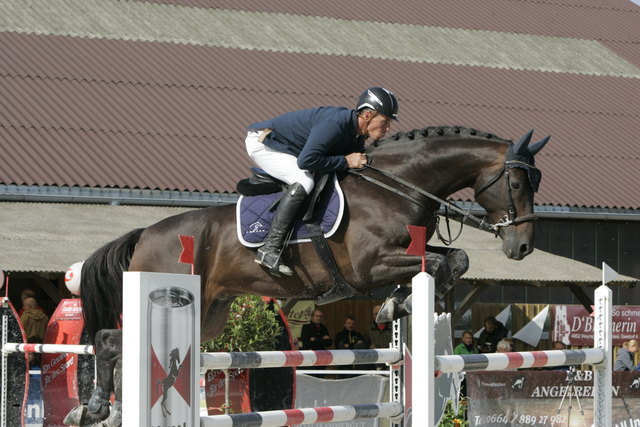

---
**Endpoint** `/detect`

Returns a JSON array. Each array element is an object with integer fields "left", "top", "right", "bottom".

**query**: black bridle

[{"left": 348, "top": 154, "right": 540, "bottom": 243}]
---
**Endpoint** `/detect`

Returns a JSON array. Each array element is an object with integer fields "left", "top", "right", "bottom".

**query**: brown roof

[{"left": 1, "top": 0, "right": 639, "bottom": 209}]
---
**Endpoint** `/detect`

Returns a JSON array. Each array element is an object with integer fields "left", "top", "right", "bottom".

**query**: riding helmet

[{"left": 356, "top": 87, "right": 399, "bottom": 121}]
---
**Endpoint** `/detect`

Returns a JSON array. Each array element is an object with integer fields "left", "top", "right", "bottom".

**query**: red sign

[{"left": 552, "top": 305, "right": 640, "bottom": 346}]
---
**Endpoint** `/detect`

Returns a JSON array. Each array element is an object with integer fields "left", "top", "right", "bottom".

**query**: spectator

[
  {"left": 552, "top": 340, "right": 567, "bottom": 350},
  {"left": 300, "top": 309, "right": 332, "bottom": 350},
  {"left": 454, "top": 331, "right": 478, "bottom": 355},
  {"left": 17, "top": 289, "right": 43, "bottom": 316},
  {"left": 20, "top": 297, "right": 49, "bottom": 342},
  {"left": 496, "top": 338, "right": 513, "bottom": 353},
  {"left": 477, "top": 316, "right": 508, "bottom": 353},
  {"left": 545, "top": 340, "right": 570, "bottom": 371},
  {"left": 614, "top": 339, "right": 638, "bottom": 371},
  {"left": 363, "top": 305, "right": 392, "bottom": 349},
  {"left": 334, "top": 316, "right": 366, "bottom": 350}
]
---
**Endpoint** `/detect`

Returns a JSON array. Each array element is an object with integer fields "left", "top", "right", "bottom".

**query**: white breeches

[{"left": 245, "top": 131, "right": 315, "bottom": 194}]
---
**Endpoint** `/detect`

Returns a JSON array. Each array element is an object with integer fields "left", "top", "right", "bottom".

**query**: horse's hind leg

[{"left": 103, "top": 357, "right": 122, "bottom": 427}]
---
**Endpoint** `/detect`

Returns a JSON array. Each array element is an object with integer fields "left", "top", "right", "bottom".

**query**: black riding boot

[{"left": 256, "top": 183, "right": 307, "bottom": 276}]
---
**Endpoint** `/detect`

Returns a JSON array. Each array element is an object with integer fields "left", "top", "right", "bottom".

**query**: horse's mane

[{"left": 366, "top": 125, "right": 512, "bottom": 152}]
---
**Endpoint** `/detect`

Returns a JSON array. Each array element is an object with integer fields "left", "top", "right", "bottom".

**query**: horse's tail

[{"left": 81, "top": 228, "right": 144, "bottom": 344}]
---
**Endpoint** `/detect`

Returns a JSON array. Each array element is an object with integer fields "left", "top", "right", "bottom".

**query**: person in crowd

[
  {"left": 363, "top": 305, "right": 392, "bottom": 371},
  {"left": 477, "top": 316, "right": 508, "bottom": 353},
  {"left": 20, "top": 297, "right": 49, "bottom": 342},
  {"left": 244, "top": 87, "right": 399, "bottom": 276},
  {"left": 300, "top": 309, "right": 333, "bottom": 350},
  {"left": 454, "top": 331, "right": 478, "bottom": 355},
  {"left": 17, "top": 289, "right": 43, "bottom": 316},
  {"left": 363, "top": 305, "right": 392, "bottom": 349},
  {"left": 496, "top": 338, "right": 513, "bottom": 353},
  {"left": 335, "top": 315, "right": 367, "bottom": 350},
  {"left": 614, "top": 339, "right": 638, "bottom": 371},
  {"left": 552, "top": 340, "right": 566, "bottom": 350}
]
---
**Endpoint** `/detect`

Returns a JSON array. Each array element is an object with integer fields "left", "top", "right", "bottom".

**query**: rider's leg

[
  {"left": 256, "top": 182, "right": 307, "bottom": 276},
  {"left": 245, "top": 131, "right": 314, "bottom": 276}
]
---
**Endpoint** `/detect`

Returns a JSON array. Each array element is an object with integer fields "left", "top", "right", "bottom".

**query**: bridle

[{"left": 347, "top": 150, "right": 539, "bottom": 243}]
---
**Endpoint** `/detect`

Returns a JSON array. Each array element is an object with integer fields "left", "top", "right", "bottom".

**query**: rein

[
  {"left": 348, "top": 158, "right": 538, "bottom": 241},
  {"left": 348, "top": 164, "right": 499, "bottom": 235}
]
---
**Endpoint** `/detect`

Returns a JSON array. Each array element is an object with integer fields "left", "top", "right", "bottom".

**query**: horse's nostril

[{"left": 520, "top": 244, "right": 530, "bottom": 256}]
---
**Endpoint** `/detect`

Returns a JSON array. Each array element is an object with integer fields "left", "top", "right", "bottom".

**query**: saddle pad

[{"left": 236, "top": 175, "right": 345, "bottom": 248}]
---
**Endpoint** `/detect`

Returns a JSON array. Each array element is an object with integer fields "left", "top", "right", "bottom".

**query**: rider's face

[{"left": 365, "top": 112, "right": 393, "bottom": 141}]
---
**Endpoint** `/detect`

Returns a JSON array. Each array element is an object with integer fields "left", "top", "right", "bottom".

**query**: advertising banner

[
  {"left": 467, "top": 370, "right": 640, "bottom": 427},
  {"left": 121, "top": 272, "right": 200, "bottom": 427},
  {"left": 552, "top": 305, "right": 640, "bottom": 346},
  {"left": 41, "top": 298, "right": 90, "bottom": 427}
]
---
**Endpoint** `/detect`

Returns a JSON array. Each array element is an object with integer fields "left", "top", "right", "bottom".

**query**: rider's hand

[{"left": 346, "top": 152, "right": 367, "bottom": 169}]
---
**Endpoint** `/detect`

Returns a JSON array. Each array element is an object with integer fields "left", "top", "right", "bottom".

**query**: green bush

[
  {"left": 438, "top": 398, "right": 468, "bottom": 426},
  {"left": 201, "top": 295, "right": 282, "bottom": 353}
]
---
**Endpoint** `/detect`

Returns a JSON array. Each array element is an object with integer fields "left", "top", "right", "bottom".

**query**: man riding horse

[{"left": 246, "top": 87, "right": 399, "bottom": 276}]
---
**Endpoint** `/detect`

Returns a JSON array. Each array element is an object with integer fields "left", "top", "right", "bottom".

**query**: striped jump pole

[
  {"left": 200, "top": 348, "right": 401, "bottom": 370},
  {"left": 2, "top": 343, "right": 95, "bottom": 355},
  {"left": 435, "top": 348, "right": 605, "bottom": 373},
  {"left": 200, "top": 402, "right": 403, "bottom": 427}
]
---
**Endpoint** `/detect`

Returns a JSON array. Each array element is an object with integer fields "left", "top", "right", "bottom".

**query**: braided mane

[{"left": 368, "top": 125, "right": 512, "bottom": 150}]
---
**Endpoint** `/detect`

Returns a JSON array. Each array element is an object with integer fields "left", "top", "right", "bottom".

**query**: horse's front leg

[{"left": 373, "top": 249, "right": 456, "bottom": 322}]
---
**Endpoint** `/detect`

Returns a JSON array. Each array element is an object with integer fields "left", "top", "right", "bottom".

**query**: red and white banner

[{"left": 552, "top": 305, "right": 640, "bottom": 346}]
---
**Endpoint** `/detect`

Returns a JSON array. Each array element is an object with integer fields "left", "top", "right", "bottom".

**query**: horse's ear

[
  {"left": 528, "top": 135, "right": 551, "bottom": 156},
  {"left": 513, "top": 129, "right": 534, "bottom": 156}
]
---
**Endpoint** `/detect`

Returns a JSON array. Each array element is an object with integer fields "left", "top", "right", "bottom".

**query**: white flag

[
  {"left": 513, "top": 306, "right": 549, "bottom": 347},
  {"left": 474, "top": 305, "right": 511, "bottom": 338},
  {"left": 602, "top": 262, "right": 619, "bottom": 285}
]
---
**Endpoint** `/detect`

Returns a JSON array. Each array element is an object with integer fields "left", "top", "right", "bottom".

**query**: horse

[{"left": 71, "top": 126, "right": 549, "bottom": 425}]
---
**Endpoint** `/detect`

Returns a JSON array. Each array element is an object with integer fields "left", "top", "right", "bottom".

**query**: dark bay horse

[{"left": 74, "top": 126, "right": 549, "bottom": 425}]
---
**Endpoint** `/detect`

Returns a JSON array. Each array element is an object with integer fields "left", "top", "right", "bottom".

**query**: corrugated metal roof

[
  {"left": 2, "top": 202, "right": 636, "bottom": 287},
  {"left": 0, "top": 202, "right": 193, "bottom": 272},
  {"left": 0, "top": 0, "right": 639, "bottom": 209}
]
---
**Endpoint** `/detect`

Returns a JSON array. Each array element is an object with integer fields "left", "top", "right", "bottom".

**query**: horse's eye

[{"left": 511, "top": 181, "right": 521, "bottom": 190}]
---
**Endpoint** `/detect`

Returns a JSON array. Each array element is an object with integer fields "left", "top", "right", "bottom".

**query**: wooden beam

[
  {"left": 569, "top": 284, "right": 594, "bottom": 313},
  {"left": 452, "top": 283, "right": 488, "bottom": 325},
  {"left": 32, "top": 275, "right": 65, "bottom": 304}
]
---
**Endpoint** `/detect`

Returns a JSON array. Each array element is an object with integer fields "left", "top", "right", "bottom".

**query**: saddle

[{"left": 236, "top": 169, "right": 364, "bottom": 304}]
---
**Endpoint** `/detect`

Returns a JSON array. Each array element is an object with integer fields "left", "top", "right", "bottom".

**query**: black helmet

[{"left": 356, "top": 87, "right": 399, "bottom": 121}]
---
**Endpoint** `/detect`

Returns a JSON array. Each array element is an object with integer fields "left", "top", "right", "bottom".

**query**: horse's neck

[{"left": 374, "top": 137, "right": 507, "bottom": 198}]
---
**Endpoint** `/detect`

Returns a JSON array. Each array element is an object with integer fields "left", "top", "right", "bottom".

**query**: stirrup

[{"left": 255, "top": 248, "right": 293, "bottom": 277}]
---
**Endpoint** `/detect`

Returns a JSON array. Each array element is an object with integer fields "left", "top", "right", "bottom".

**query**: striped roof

[{"left": 1, "top": 0, "right": 639, "bottom": 209}]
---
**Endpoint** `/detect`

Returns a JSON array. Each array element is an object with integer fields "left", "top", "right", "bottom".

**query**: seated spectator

[
  {"left": 300, "top": 309, "right": 332, "bottom": 350},
  {"left": 552, "top": 340, "right": 567, "bottom": 350},
  {"left": 496, "top": 338, "right": 513, "bottom": 353},
  {"left": 614, "top": 339, "right": 638, "bottom": 371},
  {"left": 17, "top": 289, "right": 43, "bottom": 316},
  {"left": 477, "top": 316, "right": 508, "bottom": 353},
  {"left": 335, "top": 316, "right": 367, "bottom": 377},
  {"left": 20, "top": 297, "right": 49, "bottom": 342},
  {"left": 363, "top": 305, "right": 392, "bottom": 349},
  {"left": 335, "top": 316, "right": 366, "bottom": 350},
  {"left": 454, "top": 331, "right": 478, "bottom": 355}
]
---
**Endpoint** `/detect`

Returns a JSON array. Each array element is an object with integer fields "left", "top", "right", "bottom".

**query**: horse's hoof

[
  {"left": 63, "top": 404, "right": 87, "bottom": 426},
  {"left": 376, "top": 298, "right": 396, "bottom": 323},
  {"left": 402, "top": 294, "right": 412, "bottom": 314},
  {"left": 104, "top": 401, "right": 122, "bottom": 427},
  {"left": 88, "top": 387, "right": 111, "bottom": 420}
]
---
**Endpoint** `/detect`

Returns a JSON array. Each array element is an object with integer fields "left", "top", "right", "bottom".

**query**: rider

[{"left": 245, "top": 87, "right": 399, "bottom": 276}]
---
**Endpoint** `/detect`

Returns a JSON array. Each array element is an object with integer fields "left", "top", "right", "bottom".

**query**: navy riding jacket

[{"left": 247, "top": 107, "right": 365, "bottom": 173}]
